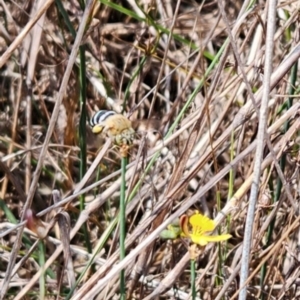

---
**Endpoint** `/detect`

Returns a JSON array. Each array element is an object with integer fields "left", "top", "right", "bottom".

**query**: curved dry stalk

[
  {"left": 142, "top": 252, "right": 191, "bottom": 300},
  {"left": 0, "top": 78, "right": 22, "bottom": 199},
  {"left": 0, "top": 0, "right": 96, "bottom": 298},
  {"left": 73, "top": 139, "right": 111, "bottom": 194},
  {"left": 0, "top": 0, "right": 54, "bottom": 68},
  {"left": 25, "top": 0, "right": 47, "bottom": 194}
]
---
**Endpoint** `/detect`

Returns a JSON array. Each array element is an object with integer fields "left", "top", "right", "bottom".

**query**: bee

[{"left": 90, "top": 110, "right": 135, "bottom": 146}]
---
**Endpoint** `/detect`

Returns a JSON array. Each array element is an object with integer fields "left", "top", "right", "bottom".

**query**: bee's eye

[{"left": 90, "top": 110, "right": 116, "bottom": 127}]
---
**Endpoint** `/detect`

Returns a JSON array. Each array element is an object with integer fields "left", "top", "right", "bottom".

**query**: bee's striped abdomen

[{"left": 90, "top": 110, "right": 116, "bottom": 127}]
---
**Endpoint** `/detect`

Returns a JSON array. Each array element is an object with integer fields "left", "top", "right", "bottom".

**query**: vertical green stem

[
  {"left": 120, "top": 155, "right": 128, "bottom": 299},
  {"left": 191, "top": 258, "right": 196, "bottom": 299},
  {"left": 79, "top": 44, "right": 92, "bottom": 253},
  {"left": 38, "top": 241, "right": 46, "bottom": 300}
]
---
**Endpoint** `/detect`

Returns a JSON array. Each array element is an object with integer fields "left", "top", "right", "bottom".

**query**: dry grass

[{"left": 0, "top": 0, "right": 300, "bottom": 299}]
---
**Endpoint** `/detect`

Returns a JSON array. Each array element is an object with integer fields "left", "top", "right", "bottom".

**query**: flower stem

[
  {"left": 191, "top": 258, "right": 196, "bottom": 299},
  {"left": 120, "top": 155, "right": 128, "bottom": 299}
]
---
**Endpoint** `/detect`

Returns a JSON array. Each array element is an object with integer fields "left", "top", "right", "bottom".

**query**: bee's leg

[{"left": 115, "top": 134, "right": 122, "bottom": 145}]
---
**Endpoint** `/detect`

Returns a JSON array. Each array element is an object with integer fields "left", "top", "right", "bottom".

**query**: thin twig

[{"left": 238, "top": 1, "right": 278, "bottom": 299}]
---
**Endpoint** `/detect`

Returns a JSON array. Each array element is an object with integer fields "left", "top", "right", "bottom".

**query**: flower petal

[
  {"left": 191, "top": 234, "right": 232, "bottom": 245},
  {"left": 204, "top": 234, "right": 232, "bottom": 242},
  {"left": 190, "top": 235, "right": 209, "bottom": 246},
  {"left": 189, "top": 213, "right": 215, "bottom": 234}
]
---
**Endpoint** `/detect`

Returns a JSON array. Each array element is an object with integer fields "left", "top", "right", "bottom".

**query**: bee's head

[{"left": 91, "top": 124, "right": 105, "bottom": 134}]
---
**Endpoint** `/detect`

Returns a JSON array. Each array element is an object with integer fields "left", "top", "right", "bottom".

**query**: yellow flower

[{"left": 181, "top": 213, "right": 231, "bottom": 246}]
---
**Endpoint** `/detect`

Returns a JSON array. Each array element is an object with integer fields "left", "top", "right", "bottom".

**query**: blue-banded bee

[{"left": 90, "top": 110, "right": 135, "bottom": 146}]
